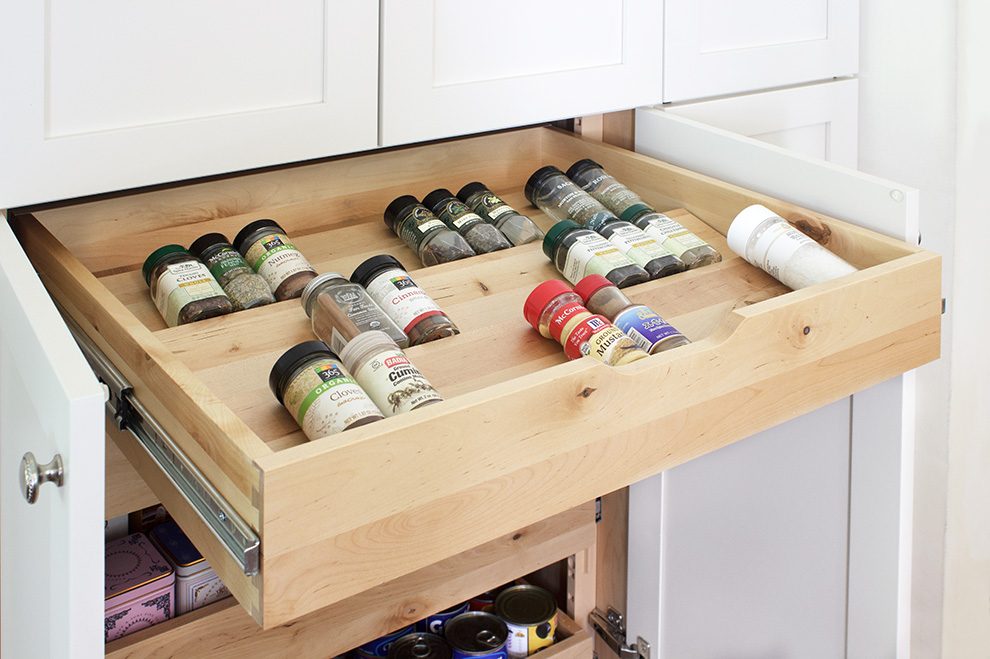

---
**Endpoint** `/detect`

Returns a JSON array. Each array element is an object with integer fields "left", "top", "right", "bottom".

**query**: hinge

[{"left": 589, "top": 607, "right": 650, "bottom": 659}]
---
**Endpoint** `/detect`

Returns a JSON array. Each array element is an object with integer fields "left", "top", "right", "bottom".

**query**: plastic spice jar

[
  {"left": 423, "top": 188, "right": 512, "bottom": 254},
  {"left": 301, "top": 272, "right": 408, "bottom": 353},
  {"left": 384, "top": 195, "right": 476, "bottom": 266},
  {"left": 339, "top": 330, "right": 443, "bottom": 417},
  {"left": 351, "top": 255, "right": 459, "bottom": 345},
  {"left": 574, "top": 274, "right": 690, "bottom": 354},
  {"left": 457, "top": 182, "right": 544, "bottom": 246},
  {"left": 524, "top": 165, "right": 616, "bottom": 231},
  {"left": 188, "top": 233, "right": 276, "bottom": 311},
  {"left": 597, "top": 218, "right": 685, "bottom": 279},
  {"left": 566, "top": 159, "right": 722, "bottom": 269},
  {"left": 233, "top": 219, "right": 317, "bottom": 301},
  {"left": 523, "top": 280, "right": 648, "bottom": 366},
  {"left": 269, "top": 341, "right": 383, "bottom": 441},
  {"left": 543, "top": 220, "right": 649, "bottom": 289},
  {"left": 727, "top": 204, "right": 858, "bottom": 290},
  {"left": 142, "top": 245, "right": 234, "bottom": 327}
]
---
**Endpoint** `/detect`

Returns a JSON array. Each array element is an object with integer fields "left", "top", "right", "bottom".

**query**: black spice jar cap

[
  {"left": 542, "top": 219, "right": 582, "bottom": 260},
  {"left": 565, "top": 158, "right": 605, "bottom": 181},
  {"left": 142, "top": 244, "right": 190, "bottom": 286},
  {"left": 384, "top": 195, "right": 422, "bottom": 232},
  {"left": 269, "top": 340, "right": 338, "bottom": 405},
  {"left": 525, "top": 165, "right": 568, "bottom": 206},
  {"left": 188, "top": 232, "right": 232, "bottom": 259},
  {"left": 233, "top": 219, "right": 284, "bottom": 255},
  {"left": 422, "top": 188, "right": 457, "bottom": 214},
  {"left": 456, "top": 181, "right": 489, "bottom": 201},
  {"left": 350, "top": 254, "right": 406, "bottom": 287}
]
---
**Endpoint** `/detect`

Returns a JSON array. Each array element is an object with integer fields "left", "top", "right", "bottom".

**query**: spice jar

[
  {"left": 727, "top": 204, "right": 858, "bottom": 290},
  {"left": 523, "top": 280, "right": 648, "bottom": 366},
  {"left": 457, "top": 182, "right": 544, "bottom": 246},
  {"left": 574, "top": 274, "right": 690, "bottom": 354},
  {"left": 542, "top": 220, "right": 649, "bottom": 288},
  {"left": 384, "top": 195, "right": 476, "bottom": 266},
  {"left": 566, "top": 159, "right": 722, "bottom": 269},
  {"left": 301, "top": 272, "right": 408, "bottom": 353},
  {"left": 269, "top": 341, "right": 383, "bottom": 441},
  {"left": 524, "top": 165, "right": 616, "bottom": 231},
  {"left": 142, "top": 245, "right": 234, "bottom": 327},
  {"left": 188, "top": 233, "right": 276, "bottom": 311},
  {"left": 423, "top": 188, "right": 512, "bottom": 254},
  {"left": 233, "top": 219, "right": 317, "bottom": 301},
  {"left": 339, "top": 330, "right": 444, "bottom": 417},
  {"left": 597, "top": 218, "right": 685, "bottom": 279},
  {"left": 351, "top": 255, "right": 459, "bottom": 345}
]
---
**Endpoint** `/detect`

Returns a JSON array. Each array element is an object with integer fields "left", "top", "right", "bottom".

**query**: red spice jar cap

[
  {"left": 572, "top": 274, "right": 613, "bottom": 303},
  {"left": 523, "top": 279, "right": 575, "bottom": 331}
]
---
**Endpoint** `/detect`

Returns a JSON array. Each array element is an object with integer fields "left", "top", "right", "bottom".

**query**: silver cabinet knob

[{"left": 20, "top": 452, "right": 64, "bottom": 504}]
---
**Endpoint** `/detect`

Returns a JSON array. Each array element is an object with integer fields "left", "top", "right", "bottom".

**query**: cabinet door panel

[
  {"left": 0, "top": 1, "right": 378, "bottom": 208},
  {"left": 380, "top": 0, "right": 662, "bottom": 146},
  {"left": 663, "top": 0, "right": 858, "bottom": 102},
  {"left": 0, "top": 218, "right": 104, "bottom": 658}
]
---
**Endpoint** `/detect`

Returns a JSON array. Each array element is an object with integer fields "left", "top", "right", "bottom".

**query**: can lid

[
  {"left": 338, "top": 330, "right": 397, "bottom": 374},
  {"left": 524, "top": 165, "right": 566, "bottom": 205},
  {"left": 726, "top": 204, "right": 776, "bottom": 259},
  {"left": 233, "top": 219, "right": 284, "bottom": 255},
  {"left": 386, "top": 632, "right": 452, "bottom": 659},
  {"left": 456, "top": 181, "right": 489, "bottom": 201},
  {"left": 142, "top": 245, "right": 190, "bottom": 285},
  {"left": 565, "top": 158, "right": 604, "bottom": 181},
  {"left": 422, "top": 188, "right": 457, "bottom": 215},
  {"left": 444, "top": 612, "right": 507, "bottom": 654},
  {"left": 522, "top": 279, "right": 574, "bottom": 331},
  {"left": 268, "top": 340, "right": 338, "bottom": 404},
  {"left": 541, "top": 219, "right": 581, "bottom": 260},
  {"left": 350, "top": 254, "right": 405, "bottom": 287},
  {"left": 494, "top": 584, "right": 558, "bottom": 625},
  {"left": 384, "top": 195, "right": 422, "bottom": 232},
  {"left": 573, "top": 274, "right": 613, "bottom": 303},
  {"left": 188, "top": 233, "right": 232, "bottom": 260},
  {"left": 299, "top": 272, "right": 347, "bottom": 317}
]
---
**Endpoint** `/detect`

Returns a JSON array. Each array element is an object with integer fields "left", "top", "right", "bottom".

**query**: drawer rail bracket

[
  {"left": 590, "top": 607, "right": 650, "bottom": 659},
  {"left": 61, "top": 306, "right": 260, "bottom": 576}
]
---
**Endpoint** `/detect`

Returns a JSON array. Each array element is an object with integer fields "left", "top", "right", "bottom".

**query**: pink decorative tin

[
  {"left": 149, "top": 520, "right": 230, "bottom": 615},
  {"left": 104, "top": 532, "right": 175, "bottom": 643}
]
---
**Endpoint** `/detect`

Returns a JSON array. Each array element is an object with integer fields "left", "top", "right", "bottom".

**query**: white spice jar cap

[
  {"left": 726, "top": 204, "right": 779, "bottom": 260},
  {"left": 338, "top": 329, "right": 398, "bottom": 375}
]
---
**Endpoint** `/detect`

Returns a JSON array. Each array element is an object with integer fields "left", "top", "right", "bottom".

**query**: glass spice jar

[
  {"left": 523, "top": 280, "right": 648, "bottom": 366},
  {"left": 566, "top": 158, "right": 722, "bottom": 269},
  {"left": 338, "top": 330, "right": 443, "bottom": 417},
  {"left": 573, "top": 274, "right": 690, "bottom": 354},
  {"left": 268, "top": 340, "right": 383, "bottom": 441},
  {"left": 188, "top": 233, "right": 276, "bottom": 311},
  {"left": 542, "top": 220, "right": 649, "bottom": 288},
  {"left": 423, "top": 188, "right": 512, "bottom": 254},
  {"left": 300, "top": 272, "right": 408, "bottom": 353},
  {"left": 350, "top": 255, "right": 459, "bottom": 345},
  {"left": 142, "top": 245, "right": 234, "bottom": 327},
  {"left": 384, "top": 195, "right": 476, "bottom": 266},
  {"left": 524, "top": 165, "right": 616, "bottom": 231},
  {"left": 233, "top": 219, "right": 317, "bottom": 301},
  {"left": 597, "top": 218, "right": 685, "bottom": 279},
  {"left": 457, "top": 182, "right": 544, "bottom": 246}
]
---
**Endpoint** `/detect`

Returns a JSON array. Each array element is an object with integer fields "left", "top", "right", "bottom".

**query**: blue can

[
  {"left": 418, "top": 601, "right": 470, "bottom": 636},
  {"left": 354, "top": 625, "right": 416, "bottom": 659},
  {"left": 444, "top": 612, "right": 508, "bottom": 659}
]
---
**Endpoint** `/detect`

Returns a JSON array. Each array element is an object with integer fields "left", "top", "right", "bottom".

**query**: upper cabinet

[
  {"left": 379, "top": 0, "right": 663, "bottom": 147},
  {"left": 662, "top": 0, "right": 858, "bottom": 102},
  {"left": 0, "top": 1, "right": 379, "bottom": 209}
]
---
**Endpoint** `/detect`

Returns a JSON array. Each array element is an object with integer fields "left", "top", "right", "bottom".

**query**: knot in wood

[{"left": 579, "top": 387, "right": 597, "bottom": 398}]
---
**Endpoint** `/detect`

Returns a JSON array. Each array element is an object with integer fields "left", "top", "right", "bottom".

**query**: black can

[
  {"left": 387, "top": 632, "right": 452, "bottom": 659},
  {"left": 444, "top": 612, "right": 508, "bottom": 659}
]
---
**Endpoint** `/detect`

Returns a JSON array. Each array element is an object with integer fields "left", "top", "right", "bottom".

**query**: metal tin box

[
  {"left": 149, "top": 520, "right": 230, "bottom": 615},
  {"left": 104, "top": 532, "right": 175, "bottom": 643}
]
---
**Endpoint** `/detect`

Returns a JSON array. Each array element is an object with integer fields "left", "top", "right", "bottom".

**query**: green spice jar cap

[
  {"left": 188, "top": 232, "right": 232, "bottom": 260},
  {"left": 350, "top": 254, "right": 406, "bottom": 288},
  {"left": 142, "top": 244, "right": 190, "bottom": 286},
  {"left": 384, "top": 195, "right": 422, "bottom": 232},
  {"left": 573, "top": 274, "right": 613, "bottom": 303},
  {"left": 456, "top": 181, "right": 489, "bottom": 201},
  {"left": 522, "top": 279, "right": 575, "bottom": 331},
  {"left": 233, "top": 219, "right": 284, "bottom": 255},
  {"left": 422, "top": 188, "right": 457, "bottom": 215},
  {"left": 524, "top": 165, "right": 566, "bottom": 206},
  {"left": 565, "top": 158, "right": 605, "bottom": 182},
  {"left": 541, "top": 219, "right": 582, "bottom": 260},
  {"left": 268, "top": 340, "right": 339, "bottom": 405}
]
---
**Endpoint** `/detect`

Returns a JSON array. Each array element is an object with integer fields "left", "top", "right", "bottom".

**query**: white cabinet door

[
  {"left": 663, "top": 0, "right": 858, "bottom": 102},
  {"left": 0, "top": 1, "right": 379, "bottom": 209},
  {"left": 662, "top": 79, "right": 860, "bottom": 169},
  {"left": 380, "top": 0, "right": 663, "bottom": 146},
  {"left": 0, "top": 218, "right": 105, "bottom": 657}
]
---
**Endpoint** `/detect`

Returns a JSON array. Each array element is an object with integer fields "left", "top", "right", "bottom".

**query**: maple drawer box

[{"left": 11, "top": 126, "right": 941, "bottom": 630}]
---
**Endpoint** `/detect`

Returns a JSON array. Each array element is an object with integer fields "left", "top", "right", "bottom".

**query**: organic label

[
  {"left": 243, "top": 232, "right": 313, "bottom": 291},
  {"left": 282, "top": 358, "right": 381, "bottom": 440}
]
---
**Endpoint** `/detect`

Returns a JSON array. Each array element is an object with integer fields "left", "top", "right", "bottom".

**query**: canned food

[
  {"left": 468, "top": 589, "right": 501, "bottom": 613},
  {"left": 494, "top": 585, "right": 558, "bottom": 658},
  {"left": 418, "top": 601, "right": 470, "bottom": 636},
  {"left": 444, "top": 612, "right": 508, "bottom": 659},
  {"left": 387, "top": 632, "right": 452, "bottom": 659},
  {"left": 354, "top": 625, "right": 416, "bottom": 659}
]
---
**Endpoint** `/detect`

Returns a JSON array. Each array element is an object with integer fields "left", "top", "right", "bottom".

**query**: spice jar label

[
  {"left": 155, "top": 262, "right": 228, "bottom": 327},
  {"left": 365, "top": 271, "right": 445, "bottom": 334},
  {"left": 563, "top": 315, "right": 640, "bottom": 365},
  {"left": 606, "top": 224, "right": 675, "bottom": 261},
  {"left": 613, "top": 306, "right": 684, "bottom": 352},
  {"left": 204, "top": 247, "right": 251, "bottom": 283},
  {"left": 243, "top": 232, "right": 314, "bottom": 291},
  {"left": 642, "top": 215, "right": 707, "bottom": 254},
  {"left": 757, "top": 224, "right": 814, "bottom": 279},
  {"left": 563, "top": 233, "right": 635, "bottom": 283},
  {"left": 547, "top": 301, "right": 585, "bottom": 343},
  {"left": 353, "top": 348, "right": 443, "bottom": 417},
  {"left": 282, "top": 360, "right": 382, "bottom": 440}
]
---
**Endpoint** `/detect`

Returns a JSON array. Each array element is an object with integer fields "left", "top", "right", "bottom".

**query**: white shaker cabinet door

[
  {"left": 380, "top": 0, "right": 663, "bottom": 147},
  {"left": 0, "top": 1, "right": 379, "bottom": 209},
  {"left": 663, "top": 0, "right": 858, "bottom": 102},
  {"left": 0, "top": 218, "right": 105, "bottom": 658}
]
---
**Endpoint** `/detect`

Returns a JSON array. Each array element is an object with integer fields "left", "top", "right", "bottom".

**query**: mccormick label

[
  {"left": 546, "top": 302, "right": 586, "bottom": 342},
  {"left": 563, "top": 314, "right": 643, "bottom": 366},
  {"left": 365, "top": 269, "right": 445, "bottom": 334},
  {"left": 612, "top": 305, "right": 684, "bottom": 353},
  {"left": 203, "top": 247, "right": 250, "bottom": 282}
]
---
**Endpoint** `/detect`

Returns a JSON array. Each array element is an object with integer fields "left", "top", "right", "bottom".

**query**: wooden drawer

[{"left": 11, "top": 126, "right": 941, "bottom": 631}]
